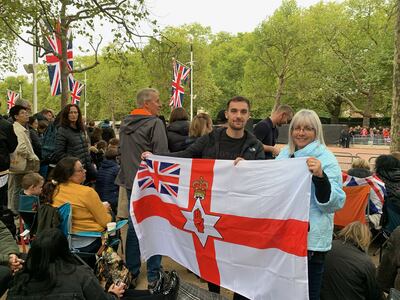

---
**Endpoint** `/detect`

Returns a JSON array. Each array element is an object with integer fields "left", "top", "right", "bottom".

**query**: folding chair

[
  {"left": 334, "top": 185, "right": 370, "bottom": 228},
  {"left": 57, "top": 202, "right": 128, "bottom": 266}
]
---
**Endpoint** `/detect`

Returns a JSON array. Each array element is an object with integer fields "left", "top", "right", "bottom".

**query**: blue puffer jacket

[
  {"left": 276, "top": 140, "right": 346, "bottom": 251},
  {"left": 95, "top": 159, "right": 120, "bottom": 207}
]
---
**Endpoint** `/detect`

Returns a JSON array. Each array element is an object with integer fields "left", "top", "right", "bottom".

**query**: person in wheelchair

[
  {"left": 7, "top": 228, "right": 178, "bottom": 300},
  {"left": 41, "top": 157, "right": 112, "bottom": 266}
]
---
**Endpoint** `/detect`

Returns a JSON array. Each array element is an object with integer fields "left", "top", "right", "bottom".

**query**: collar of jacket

[{"left": 130, "top": 108, "right": 152, "bottom": 116}]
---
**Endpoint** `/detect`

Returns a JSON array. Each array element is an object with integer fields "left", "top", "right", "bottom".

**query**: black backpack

[{"left": 0, "top": 208, "right": 17, "bottom": 237}]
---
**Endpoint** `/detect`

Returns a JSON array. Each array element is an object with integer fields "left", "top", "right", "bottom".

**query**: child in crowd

[
  {"left": 95, "top": 148, "right": 120, "bottom": 214},
  {"left": 19, "top": 173, "right": 44, "bottom": 232}
]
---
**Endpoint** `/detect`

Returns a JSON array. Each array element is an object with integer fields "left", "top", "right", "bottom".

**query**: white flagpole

[
  {"left": 84, "top": 71, "right": 87, "bottom": 119},
  {"left": 190, "top": 42, "right": 194, "bottom": 121}
]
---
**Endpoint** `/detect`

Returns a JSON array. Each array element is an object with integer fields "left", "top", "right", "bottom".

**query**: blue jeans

[
  {"left": 126, "top": 189, "right": 162, "bottom": 282},
  {"left": 308, "top": 251, "right": 326, "bottom": 300}
]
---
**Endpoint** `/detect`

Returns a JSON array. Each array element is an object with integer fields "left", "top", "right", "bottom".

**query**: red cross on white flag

[{"left": 131, "top": 156, "right": 311, "bottom": 300}]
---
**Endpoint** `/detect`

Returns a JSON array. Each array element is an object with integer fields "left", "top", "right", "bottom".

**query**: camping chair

[
  {"left": 18, "top": 194, "right": 40, "bottom": 252},
  {"left": 334, "top": 185, "right": 370, "bottom": 229},
  {"left": 57, "top": 202, "right": 128, "bottom": 266}
]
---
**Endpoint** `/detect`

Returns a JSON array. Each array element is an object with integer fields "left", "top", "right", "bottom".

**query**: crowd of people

[
  {"left": 339, "top": 125, "right": 391, "bottom": 148},
  {"left": 0, "top": 89, "right": 399, "bottom": 300}
]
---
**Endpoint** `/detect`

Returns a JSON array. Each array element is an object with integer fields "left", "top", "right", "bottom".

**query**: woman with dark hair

[
  {"left": 7, "top": 228, "right": 172, "bottom": 299},
  {"left": 375, "top": 154, "right": 400, "bottom": 233},
  {"left": 53, "top": 104, "right": 95, "bottom": 181},
  {"left": 41, "top": 157, "right": 112, "bottom": 265},
  {"left": 167, "top": 107, "right": 189, "bottom": 152}
]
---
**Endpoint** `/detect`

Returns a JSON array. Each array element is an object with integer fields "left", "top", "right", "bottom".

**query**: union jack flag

[
  {"left": 342, "top": 172, "right": 386, "bottom": 214},
  {"left": 70, "top": 80, "right": 84, "bottom": 105},
  {"left": 6, "top": 90, "right": 19, "bottom": 112},
  {"left": 137, "top": 159, "right": 180, "bottom": 198},
  {"left": 44, "top": 21, "right": 74, "bottom": 96},
  {"left": 169, "top": 60, "right": 191, "bottom": 108}
]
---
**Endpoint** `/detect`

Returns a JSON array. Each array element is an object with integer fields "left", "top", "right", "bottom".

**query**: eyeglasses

[
  {"left": 74, "top": 168, "right": 86, "bottom": 173},
  {"left": 292, "top": 126, "right": 315, "bottom": 133}
]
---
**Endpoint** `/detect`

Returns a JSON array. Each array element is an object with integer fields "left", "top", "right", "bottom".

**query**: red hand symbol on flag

[{"left": 193, "top": 208, "right": 204, "bottom": 233}]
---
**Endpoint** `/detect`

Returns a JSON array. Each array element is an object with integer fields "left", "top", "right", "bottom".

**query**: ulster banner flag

[{"left": 130, "top": 156, "right": 311, "bottom": 300}]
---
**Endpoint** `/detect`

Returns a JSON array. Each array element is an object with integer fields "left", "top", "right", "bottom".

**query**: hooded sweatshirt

[{"left": 115, "top": 109, "right": 168, "bottom": 190}]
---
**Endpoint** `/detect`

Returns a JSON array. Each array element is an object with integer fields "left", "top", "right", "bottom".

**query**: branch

[
  {"left": 326, "top": 87, "right": 363, "bottom": 114},
  {"left": 72, "top": 36, "right": 103, "bottom": 73}
]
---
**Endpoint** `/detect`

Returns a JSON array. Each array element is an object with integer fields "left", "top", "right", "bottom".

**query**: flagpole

[
  {"left": 190, "top": 42, "right": 194, "bottom": 121},
  {"left": 84, "top": 71, "right": 87, "bottom": 119},
  {"left": 33, "top": 43, "right": 38, "bottom": 114}
]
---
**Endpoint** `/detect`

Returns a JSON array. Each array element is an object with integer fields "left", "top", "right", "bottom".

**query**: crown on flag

[{"left": 192, "top": 177, "right": 209, "bottom": 199}]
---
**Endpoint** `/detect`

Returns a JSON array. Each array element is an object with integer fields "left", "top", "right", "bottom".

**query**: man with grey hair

[{"left": 115, "top": 88, "right": 168, "bottom": 288}]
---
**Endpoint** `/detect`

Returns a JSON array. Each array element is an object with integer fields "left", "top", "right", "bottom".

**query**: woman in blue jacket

[{"left": 276, "top": 109, "right": 345, "bottom": 300}]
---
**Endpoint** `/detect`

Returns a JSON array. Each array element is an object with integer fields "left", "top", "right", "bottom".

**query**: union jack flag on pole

[
  {"left": 169, "top": 60, "right": 191, "bottom": 108},
  {"left": 70, "top": 80, "right": 85, "bottom": 105},
  {"left": 6, "top": 90, "right": 19, "bottom": 112},
  {"left": 44, "top": 21, "right": 74, "bottom": 96}
]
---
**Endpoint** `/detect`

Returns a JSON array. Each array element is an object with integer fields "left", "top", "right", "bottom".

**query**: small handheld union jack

[
  {"left": 6, "top": 90, "right": 19, "bottom": 112},
  {"left": 169, "top": 60, "right": 191, "bottom": 108},
  {"left": 70, "top": 80, "right": 85, "bottom": 105},
  {"left": 44, "top": 20, "right": 74, "bottom": 96}
]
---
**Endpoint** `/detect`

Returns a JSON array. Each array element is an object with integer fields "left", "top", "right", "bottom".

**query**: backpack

[
  {"left": 41, "top": 122, "right": 58, "bottom": 163},
  {"left": 0, "top": 208, "right": 17, "bottom": 237},
  {"left": 35, "top": 204, "right": 61, "bottom": 235}
]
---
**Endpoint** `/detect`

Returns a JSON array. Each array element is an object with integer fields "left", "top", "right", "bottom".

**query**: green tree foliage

[{"left": 0, "top": 0, "right": 397, "bottom": 124}]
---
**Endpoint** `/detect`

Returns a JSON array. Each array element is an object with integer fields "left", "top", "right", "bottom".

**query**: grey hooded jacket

[{"left": 115, "top": 113, "right": 168, "bottom": 190}]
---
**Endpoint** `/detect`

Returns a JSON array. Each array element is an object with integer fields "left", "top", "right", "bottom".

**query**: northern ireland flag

[{"left": 130, "top": 156, "right": 312, "bottom": 300}]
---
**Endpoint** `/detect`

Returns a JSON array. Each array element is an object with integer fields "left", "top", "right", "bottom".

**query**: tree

[
  {"left": 0, "top": 0, "right": 153, "bottom": 108},
  {"left": 251, "top": 0, "right": 308, "bottom": 111},
  {"left": 142, "top": 24, "right": 221, "bottom": 118},
  {"left": 392, "top": 0, "right": 400, "bottom": 152}
]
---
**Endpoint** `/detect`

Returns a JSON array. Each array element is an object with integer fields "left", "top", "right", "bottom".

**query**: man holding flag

[{"left": 143, "top": 96, "right": 264, "bottom": 299}]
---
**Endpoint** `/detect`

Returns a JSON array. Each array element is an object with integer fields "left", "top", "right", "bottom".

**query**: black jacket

[
  {"left": 54, "top": 126, "right": 91, "bottom": 167},
  {"left": 0, "top": 116, "right": 18, "bottom": 172},
  {"left": 7, "top": 263, "right": 117, "bottom": 300},
  {"left": 377, "top": 226, "right": 400, "bottom": 292},
  {"left": 321, "top": 239, "right": 382, "bottom": 300},
  {"left": 167, "top": 128, "right": 265, "bottom": 160},
  {"left": 167, "top": 120, "right": 189, "bottom": 152},
  {"left": 29, "top": 127, "right": 42, "bottom": 160}
]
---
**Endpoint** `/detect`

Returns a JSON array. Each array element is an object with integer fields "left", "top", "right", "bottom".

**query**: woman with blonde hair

[
  {"left": 276, "top": 109, "right": 345, "bottom": 300},
  {"left": 185, "top": 113, "right": 213, "bottom": 147},
  {"left": 321, "top": 222, "right": 382, "bottom": 300}
]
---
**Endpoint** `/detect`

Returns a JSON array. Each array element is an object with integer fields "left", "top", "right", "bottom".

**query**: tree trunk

[
  {"left": 273, "top": 74, "right": 285, "bottom": 111},
  {"left": 362, "top": 90, "right": 373, "bottom": 128},
  {"left": 391, "top": 0, "right": 400, "bottom": 152},
  {"left": 326, "top": 95, "right": 342, "bottom": 124}
]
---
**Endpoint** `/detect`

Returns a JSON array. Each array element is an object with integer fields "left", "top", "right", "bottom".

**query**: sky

[{"left": 10, "top": 0, "right": 324, "bottom": 76}]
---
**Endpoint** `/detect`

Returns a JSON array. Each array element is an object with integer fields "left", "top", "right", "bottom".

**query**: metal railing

[{"left": 351, "top": 134, "right": 391, "bottom": 146}]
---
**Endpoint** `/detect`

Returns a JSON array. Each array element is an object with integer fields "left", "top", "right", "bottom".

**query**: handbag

[{"left": 95, "top": 244, "right": 132, "bottom": 290}]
